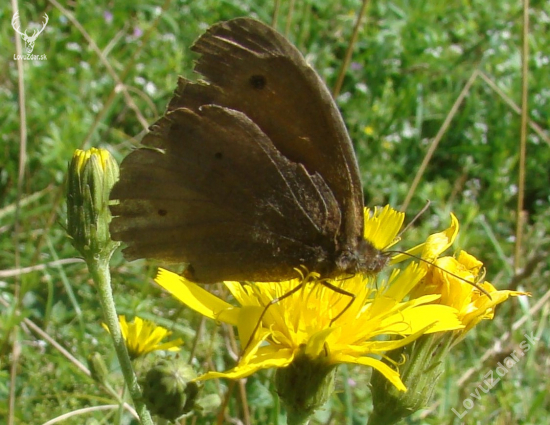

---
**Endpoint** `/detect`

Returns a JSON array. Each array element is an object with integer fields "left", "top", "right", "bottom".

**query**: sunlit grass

[{"left": 1, "top": 0, "right": 548, "bottom": 424}]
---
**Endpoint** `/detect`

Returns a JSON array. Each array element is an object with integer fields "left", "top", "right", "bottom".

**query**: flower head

[
  {"left": 103, "top": 315, "right": 183, "bottom": 359},
  {"left": 369, "top": 213, "right": 529, "bottom": 424},
  {"left": 411, "top": 249, "right": 529, "bottom": 337},
  {"left": 399, "top": 213, "right": 529, "bottom": 336},
  {"left": 155, "top": 263, "right": 462, "bottom": 391},
  {"left": 141, "top": 358, "right": 201, "bottom": 421}
]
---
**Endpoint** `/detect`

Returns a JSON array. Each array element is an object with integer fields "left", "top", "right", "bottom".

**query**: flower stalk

[
  {"left": 89, "top": 259, "right": 153, "bottom": 424},
  {"left": 67, "top": 148, "right": 153, "bottom": 425}
]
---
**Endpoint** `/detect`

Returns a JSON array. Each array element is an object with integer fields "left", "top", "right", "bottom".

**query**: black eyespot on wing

[
  {"left": 158, "top": 209, "right": 168, "bottom": 216},
  {"left": 249, "top": 74, "right": 266, "bottom": 90},
  {"left": 214, "top": 152, "right": 223, "bottom": 160}
]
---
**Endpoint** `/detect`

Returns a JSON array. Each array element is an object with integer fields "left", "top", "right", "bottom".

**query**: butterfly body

[{"left": 110, "top": 18, "right": 385, "bottom": 283}]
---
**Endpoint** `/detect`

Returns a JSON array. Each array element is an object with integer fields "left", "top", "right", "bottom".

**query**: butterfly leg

[
  {"left": 241, "top": 279, "right": 307, "bottom": 354},
  {"left": 319, "top": 279, "right": 356, "bottom": 326}
]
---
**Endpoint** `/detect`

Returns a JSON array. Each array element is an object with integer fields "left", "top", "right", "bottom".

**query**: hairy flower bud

[
  {"left": 67, "top": 148, "right": 119, "bottom": 261},
  {"left": 141, "top": 358, "right": 201, "bottom": 421}
]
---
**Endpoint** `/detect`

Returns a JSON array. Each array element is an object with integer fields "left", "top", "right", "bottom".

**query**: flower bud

[
  {"left": 141, "top": 358, "right": 201, "bottom": 421},
  {"left": 66, "top": 148, "right": 119, "bottom": 261}
]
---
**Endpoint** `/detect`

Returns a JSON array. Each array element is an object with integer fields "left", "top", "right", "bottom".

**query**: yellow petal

[
  {"left": 154, "top": 339, "right": 184, "bottom": 352},
  {"left": 460, "top": 287, "right": 530, "bottom": 333},
  {"left": 305, "top": 327, "right": 336, "bottom": 358},
  {"left": 456, "top": 250, "right": 483, "bottom": 274},
  {"left": 119, "top": 315, "right": 129, "bottom": 339},
  {"left": 237, "top": 305, "right": 268, "bottom": 354},
  {"left": 421, "top": 213, "right": 459, "bottom": 261},
  {"left": 196, "top": 347, "right": 295, "bottom": 381},
  {"left": 382, "top": 263, "right": 426, "bottom": 301},
  {"left": 363, "top": 205, "right": 405, "bottom": 250},
  {"left": 391, "top": 213, "right": 459, "bottom": 264},
  {"left": 396, "top": 305, "right": 464, "bottom": 333},
  {"left": 332, "top": 353, "right": 406, "bottom": 392},
  {"left": 155, "top": 268, "right": 239, "bottom": 325}
]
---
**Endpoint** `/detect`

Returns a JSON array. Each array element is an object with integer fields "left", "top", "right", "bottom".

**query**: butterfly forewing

[
  {"left": 110, "top": 18, "right": 369, "bottom": 282},
  {"left": 168, "top": 18, "right": 365, "bottom": 248}
]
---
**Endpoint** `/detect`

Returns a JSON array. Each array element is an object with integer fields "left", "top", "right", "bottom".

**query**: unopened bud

[
  {"left": 66, "top": 148, "right": 119, "bottom": 261},
  {"left": 141, "top": 358, "right": 201, "bottom": 421}
]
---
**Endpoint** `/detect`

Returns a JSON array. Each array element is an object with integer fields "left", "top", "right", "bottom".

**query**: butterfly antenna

[
  {"left": 397, "top": 200, "right": 431, "bottom": 239},
  {"left": 385, "top": 249, "right": 492, "bottom": 298}
]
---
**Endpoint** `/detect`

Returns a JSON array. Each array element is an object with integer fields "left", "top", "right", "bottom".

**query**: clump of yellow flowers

[{"left": 155, "top": 206, "right": 528, "bottom": 424}]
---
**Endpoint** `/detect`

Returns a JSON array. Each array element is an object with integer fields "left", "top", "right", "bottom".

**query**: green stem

[{"left": 89, "top": 257, "right": 154, "bottom": 425}]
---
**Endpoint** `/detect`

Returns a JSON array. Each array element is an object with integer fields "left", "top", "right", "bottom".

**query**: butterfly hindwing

[{"left": 110, "top": 105, "right": 341, "bottom": 282}]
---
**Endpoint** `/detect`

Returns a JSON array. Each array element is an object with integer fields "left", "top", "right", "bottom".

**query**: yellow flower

[
  {"left": 364, "top": 125, "right": 375, "bottom": 136},
  {"left": 155, "top": 263, "right": 463, "bottom": 391},
  {"left": 405, "top": 215, "right": 529, "bottom": 337},
  {"left": 411, "top": 250, "right": 529, "bottom": 336},
  {"left": 103, "top": 316, "right": 183, "bottom": 359}
]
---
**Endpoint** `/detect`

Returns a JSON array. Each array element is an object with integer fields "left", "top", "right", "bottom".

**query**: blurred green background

[{"left": 1, "top": 0, "right": 548, "bottom": 423}]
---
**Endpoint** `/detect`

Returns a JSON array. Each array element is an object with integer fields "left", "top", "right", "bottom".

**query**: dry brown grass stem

[
  {"left": 10, "top": 0, "right": 26, "bottom": 422},
  {"left": 401, "top": 70, "right": 480, "bottom": 212},
  {"left": 479, "top": 72, "right": 549, "bottom": 145},
  {"left": 333, "top": 0, "right": 371, "bottom": 98},
  {"left": 284, "top": 0, "right": 296, "bottom": 37},
  {"left": 515, "top": 0, "right": 530, "bottom": 272}
]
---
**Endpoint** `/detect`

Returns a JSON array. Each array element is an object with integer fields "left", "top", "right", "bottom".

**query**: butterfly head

[{"left": 335, "top": 239, "right": 391, "bottom": 276}]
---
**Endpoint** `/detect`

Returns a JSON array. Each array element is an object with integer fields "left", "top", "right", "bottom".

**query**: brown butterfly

[{"left": 109, "top": 18, "right": 389, "bottom": 283}]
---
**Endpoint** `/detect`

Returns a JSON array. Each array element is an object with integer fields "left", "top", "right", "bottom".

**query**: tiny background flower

[{"left": 103, "top": 315, "right": 183, "bottom": 359}]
